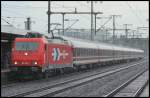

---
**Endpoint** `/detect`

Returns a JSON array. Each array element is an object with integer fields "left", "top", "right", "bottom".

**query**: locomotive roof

[{"left": 52, "top": 35, "right": 144, "bottom": 53}]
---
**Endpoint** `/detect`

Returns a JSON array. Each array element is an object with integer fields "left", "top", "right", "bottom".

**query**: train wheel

[
  {"left": 37, "top": 73, "right": 44, "bottom": 79},
  {"left": 43, "top": 70, "right": 51, "bottom": 78},
  {"left": 43, "top": 72, "right": 48, "bottom": 78},
  {"left": 59, "top": 68, "right": 64, "bottom": 74},
  {"left": 77, "top": 66, "right": 81, "bottom": 72},
  {"left": 73, "top": 66, "right": 78, "bottom": 72},
  {"left": 87, "top": 64, "right": 91, "bottom": 69}
]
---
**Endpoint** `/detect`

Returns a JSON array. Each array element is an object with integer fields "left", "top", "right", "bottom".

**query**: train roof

[
  {"left": 43, "top": 33, "right": 143, "bottom": 53},
  {"left": 56, "top": 35, "right": 143, "bottom": 53}
]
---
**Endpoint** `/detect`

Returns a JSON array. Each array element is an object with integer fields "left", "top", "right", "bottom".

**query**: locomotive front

[{"left": 11, "top": 37, "right": 46, "bottom": 77}]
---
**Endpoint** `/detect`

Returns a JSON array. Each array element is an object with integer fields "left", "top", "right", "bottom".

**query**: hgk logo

[{"left": 52, "top": 48, "right": 68, "bottom": 61}]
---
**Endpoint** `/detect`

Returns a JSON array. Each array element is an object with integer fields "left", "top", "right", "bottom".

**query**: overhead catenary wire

[
  {"left": 1, "top": 18, "right": 12, "bottom": 25},
  {"left": 96, "top": 17, "right": 112, "bottom": 32},
  {"left": 2, "top": 2, "right": 98, "bottom": 33}
]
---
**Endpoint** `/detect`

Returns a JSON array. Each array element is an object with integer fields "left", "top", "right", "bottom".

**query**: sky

[{"left": 1, "top": 1, "right": 149, "bottom": 38}]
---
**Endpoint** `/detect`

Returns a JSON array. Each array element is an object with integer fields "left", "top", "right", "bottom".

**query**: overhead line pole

[
  {"left": 62, "top": 13, "right": 65, "bottom": 35},
  {"left": 91, "top": 1, "right": 93, "bottom": 40},
  {"left": 47, "top": 1, "right": 54, "bottom": 38},
  {"left": 111, "top": 15, "right": 121, "bottom": 44},
  {"left": 123, "top": 24, "right": 132, "bottom": 41},
  {"left": 94, "top": 13, "right": 97, "bottom": 35},
  {"left": 48, "top": 1, "right": 50, "bottom": 34}
]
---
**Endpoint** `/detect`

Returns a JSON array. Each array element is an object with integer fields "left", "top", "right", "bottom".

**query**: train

[{"left": 10, "top": 32, "right": 144, "bottom": 78}]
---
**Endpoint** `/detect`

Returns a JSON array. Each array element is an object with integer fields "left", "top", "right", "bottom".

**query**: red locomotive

[{"left": 10, "top": 32, "right": 144, "bottom": 78}]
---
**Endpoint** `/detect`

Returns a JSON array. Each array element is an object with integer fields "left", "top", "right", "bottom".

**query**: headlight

[
  {"left": 14, "top": 61, "right": 17, "bottom": 65},
  {"left": 33, "top": 61, "right": 38, "bottom": 65},
  {"left": 34, "top": 62, "right": 37, "bottom": 65},
  {"left": 24, "top": 52, "right": 28, "bottom": 56}
]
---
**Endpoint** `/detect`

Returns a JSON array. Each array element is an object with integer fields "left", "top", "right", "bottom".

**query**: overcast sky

[{"left": 1, "top": 1, "right": 149, "bottom": 37}]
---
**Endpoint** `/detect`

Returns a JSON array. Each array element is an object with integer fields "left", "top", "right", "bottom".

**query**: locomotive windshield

[{"left": 15, "top": 42, "right": 39, "bottom": 51}]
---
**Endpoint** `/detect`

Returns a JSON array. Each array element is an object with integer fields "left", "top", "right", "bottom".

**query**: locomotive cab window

[{"left": 15, "top": 42, "right": 39, "bottom": 51}]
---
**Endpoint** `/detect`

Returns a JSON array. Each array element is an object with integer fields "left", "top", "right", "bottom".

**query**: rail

[
  {"left": 103, "top": 70, "right": 149, "bottom": 97},
  {"left": 8, "top": 60, "right": 146, "bottom": 97}
]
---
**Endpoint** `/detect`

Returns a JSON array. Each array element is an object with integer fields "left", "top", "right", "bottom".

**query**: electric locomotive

[{"left": 11, "top": 32, "right": 73, "bottom": 78}]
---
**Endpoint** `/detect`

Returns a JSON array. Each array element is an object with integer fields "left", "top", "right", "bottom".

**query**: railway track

[
  {"left": 103, "top": 70, "right": 149, "bottom": 97},
  {"left": 1, "top": 58, "right": 145, "bottom": 89},
  {"left": 8, "top": 60, "right": 147, "bottom": 97}
]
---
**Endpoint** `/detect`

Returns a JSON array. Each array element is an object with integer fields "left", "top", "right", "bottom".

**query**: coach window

[
  {"left": 79, "top": 48, "right": 81, "bottom": 56},
  {"left": 87, "top": 48, "right": 88, "bottom": 56},
  {"left": 103, "top": 49, "right": 105, "bottom": 56},
  {"left": 88, "top": 49, "right": 90, "bottom": 56},
  {"left": 78, "top": 48, "right": 80, "bottom": 56},
  {"left": 93, "top": 49, "right": 94, "bottom": 56},
  {"left": 81, "top": 48, "right": 84, "bottom": 56},
  {"left": 96, "top": 49, "right": 98, "bottom": 56},
  {"left": 109, "top": 50, "right": 111, "bottom": 57},
  {"left": 105, "top": 49, "right": 107, "bottom": 56},
  {"left": 83, "top": 48, "right": 85, "bottom": 56},
  {"left": 80, "top": 48, "right": 82, "bottom": 56},
  {"left": 85, "top": 49, "right": 86, "bottom": 56},
  {"left": 101, "top": 49, "right": 104, "bottom": 56},
  {"left": 90, "top": 49, "right": 93, "bottom": 56},
  {"left": 107, "top": 50, "right": 109, "bottom": 56},
  {"left": 86, "top": 49, "right": 88, "bottom": 56},
  {"left": 100, "top": 49, "right": 102, "bottom": 56},
  {"left": 115, "top": 50, "right": 117, "bottom": 57},
  {"left": 89, "top": 48, "right": 91, "bottom": 56},
  {"left": 88, "top": 48, "right": 90, "bottom": 56},
  {"left": 81, "top": 48, "right": 82, "bottom": 56},
  {"left": 82, "top": 48, "right": 84, "bottom": 56},
  {"left": 84, "top": 48, "right": 85, "bottom": 56},
  {"left": 76, "top": 48, "right": 78, "bottom": 56},
  {"left": 77, "top": 48, "right": 79, "bottom": 56},
  {"left": 89, "top": 48, "right": 90, "bottom": 56},
  {"left": 90, "top": 49, "right": 92, "bottom": 56},
  {"left": 90, "top": 48, "right": 91, "bottom": 56}
]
